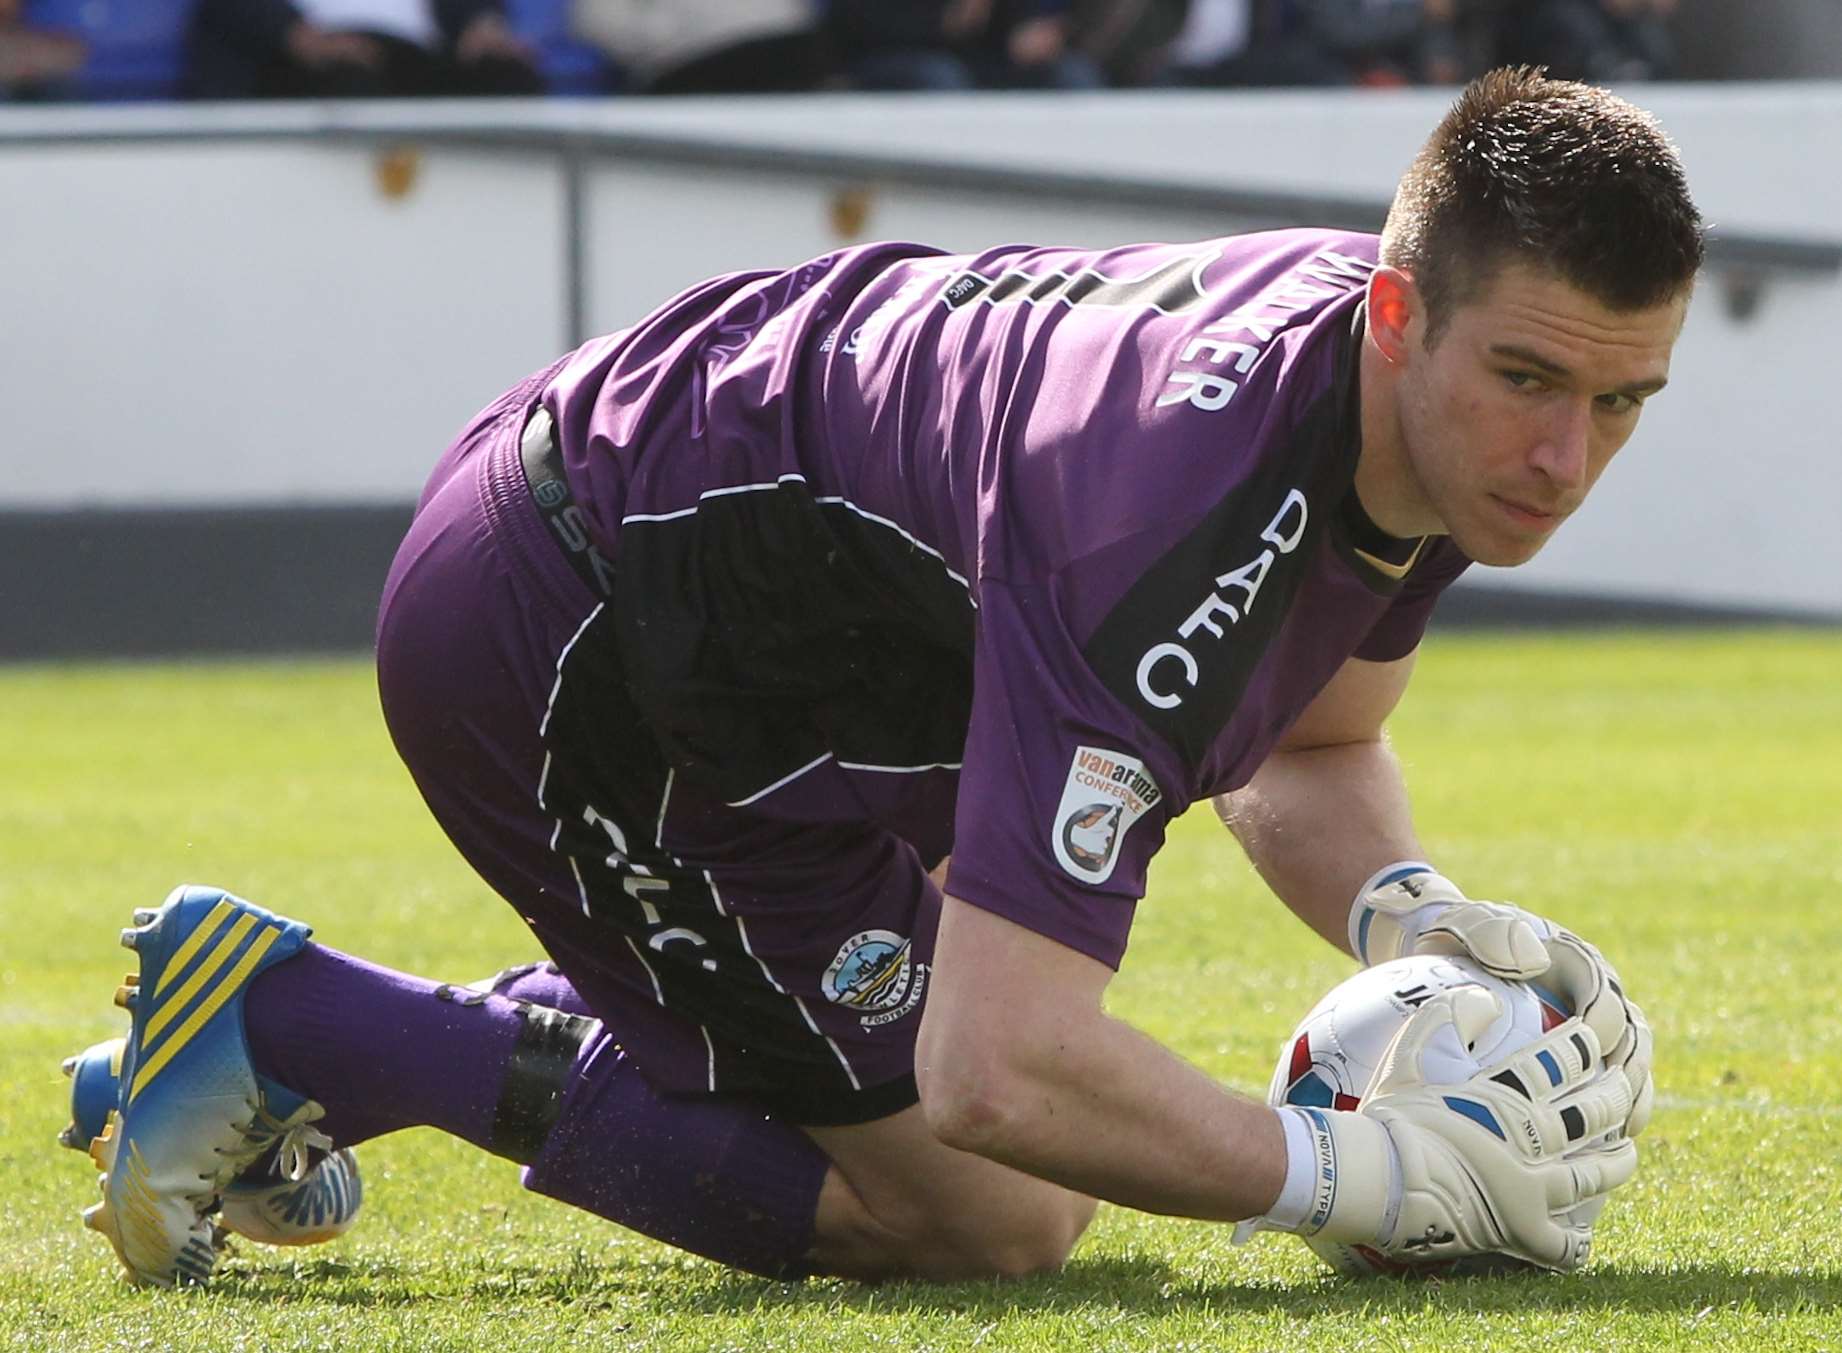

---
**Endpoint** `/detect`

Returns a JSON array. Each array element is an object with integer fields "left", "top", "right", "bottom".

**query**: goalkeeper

[{"left": 78, "top": 69, "right": 1691, "bottom": 1287}]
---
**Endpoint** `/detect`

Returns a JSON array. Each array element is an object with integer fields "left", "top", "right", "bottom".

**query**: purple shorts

[{"left": 375, "top": 370, "right": 935, "bottom": 1124}]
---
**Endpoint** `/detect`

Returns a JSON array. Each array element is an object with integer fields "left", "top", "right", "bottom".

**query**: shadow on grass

[
  {"left": 670, "top": 1255, "right": 1842, "bottom": 1320},
  {"left": 203, "top": 1251, "right": 1841, "bottom": 1319}
]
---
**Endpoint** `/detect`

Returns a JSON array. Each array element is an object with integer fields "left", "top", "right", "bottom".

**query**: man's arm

[
  {"left": 916, "top": 649, "right": 1632, "bottom": 1254},
  {"left": 1218, "top": 648, "right": 1655, "bottom": 1137},
  {"left": 915, "top": 873, "right": 1632, "bottom": 1270},
  {"left": 912, "top": 651, "right": 1419, "bottom": 1220},
  {"left": 1214, "top": 650, "right": 1424, "bottom": 952},
  {"left": 915, "top": 895, "right": 1287, "bottom": 1221}
]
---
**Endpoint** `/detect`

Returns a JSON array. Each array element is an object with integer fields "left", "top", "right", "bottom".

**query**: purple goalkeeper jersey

[{"left": 538, "top": 229, "right": 1471, "bottom": 969}]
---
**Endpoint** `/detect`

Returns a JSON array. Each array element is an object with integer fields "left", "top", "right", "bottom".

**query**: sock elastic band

[{"left": 489, "top": 1003, "right": 600, "bottom": 1164}]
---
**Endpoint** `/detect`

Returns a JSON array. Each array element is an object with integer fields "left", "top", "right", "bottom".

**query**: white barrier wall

[{"left": 2, "top": 89, "right": 1838, "bottom": 617}]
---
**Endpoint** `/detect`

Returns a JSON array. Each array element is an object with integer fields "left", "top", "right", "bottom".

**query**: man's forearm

[
  {"left": 918, "top": 900, "right": 1288, "bottom": 1222},
  {"left": 1215, "top": 736, "right": 1426, "bottom": 954},
  {"left": 933, "top": 1005, "right": 1287, "bottom": 1220}
]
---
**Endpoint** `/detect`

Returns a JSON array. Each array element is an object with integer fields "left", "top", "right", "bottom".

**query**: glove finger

[
  {"left": 1450, "top": 983, "right": 1503, "bottom": 1048},
  {"left": 1555, "top": 1066, "right": 1636, "bottom": 1144},
  {"left": 1425, "top": 1056, "right": 1619, "bottom": 1165},
  {"left": 1545, "top": 933, "right": 1629, "bottom": 1056},
  {"left": 1607, "top": 1023, "right": 1638, "bottom": 1072},
  {"left": 1547, "top": 1138, "right": 1639, "bottom": 1210},
  {"left": 1545, "top": 1224, "right": 1595, "bottom": 1273},
  {"left": 1368, "top": 988, "right": 1502, "bottom": 1095},
  {"left": 1623, "top": 1071, "right": 1656, "bottom": 1139},
  {"left": 1483, "top": 1015, "right": 1604, "bottom": 1104},
  {"left": 1416, "top": 905, "right": 1549, "bottom": 982},
  {"left": 1477, "top": 1070, "right": 1626, "bottom": 1163},
  {"left": 1601, "top": 998, "right": 1652, "bottom": 1139},
  {"left": 1537, "top": 929, "right": 1597, "bottom": 996},
  {"left": 1606, "top": 1025, "right": 1652, "bottom": 1125},
  {"left": 1619, "top": 998, "right": 1655, "bottom": 1083},
  {"left": 1498, "top": 1196, "right": 1581, "bottom": 1271},
  {"left": 1560, "top": 1192, "right": 1608, "bottom": 1230}
]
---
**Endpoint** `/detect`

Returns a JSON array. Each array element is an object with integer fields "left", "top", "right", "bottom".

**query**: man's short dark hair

[{"left": 1381, "top": 67, "right": 1705, "bottom": 345}]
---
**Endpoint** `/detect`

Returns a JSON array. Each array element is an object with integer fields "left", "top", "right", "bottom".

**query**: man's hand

[
  {"left": 1351, "top": 866, "right": 1654, "bottom": 1136},
  {"left": 1291, "top": 987, "right": 1638, "bottom": 1271}
]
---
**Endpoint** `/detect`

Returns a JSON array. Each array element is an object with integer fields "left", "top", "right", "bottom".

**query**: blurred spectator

[
  {"left": 1297, "top": 0, "right": 1468, "bottom": 86},
  {"left": 188, "top": 0, "right": 546, "bottom": 98},
  {"left": 0, "top": 0, "right": 85, "bottom": 99},
  {"left": 832, "top": 0, "right": 1107, "bottom": 91},
  {"left": 1068, "top": 0, "right": 1190, "bottom": 87},
  {"left": 1164, "top": 0, "right": 1348, "bottom": 86},
  {"left": 1495, "top": 0, "right": 1677, "bottom": 83},
  {"left": 1172, "top": 0, "right": 1500, "bottom": 88},
  {"left": 570, "top": 0, "right": 831, "bottom": 94}
]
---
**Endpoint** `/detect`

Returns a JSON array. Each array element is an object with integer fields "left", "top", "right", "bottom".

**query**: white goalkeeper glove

[
  {"left": 1274, "top": 986, "right": 1638, "bottom": 1271},
  {"left": 1349, "top": 863, "right": 1654, "bottom": 1137}
]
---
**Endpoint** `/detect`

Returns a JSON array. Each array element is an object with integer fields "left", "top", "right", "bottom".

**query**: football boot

[
  {"left": 78, "top": 885, "right": 329, "bottom": 1285},
  {"left": 61, "top": 1035, "right": 362, "bottom": 1247}
]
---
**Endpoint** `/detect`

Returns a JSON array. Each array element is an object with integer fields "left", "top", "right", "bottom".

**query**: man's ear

[{"left": 1367, "top": 266, "right": 1421, "bottom": 365}]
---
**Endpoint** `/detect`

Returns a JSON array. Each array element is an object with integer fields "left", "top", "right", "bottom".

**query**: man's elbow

[
  {"left": 914, "top": 1030, "right": 1036, "bottom": 1158},
  {"left": 918, "top": 1069, "right": 1010, "bottom": 1156}
]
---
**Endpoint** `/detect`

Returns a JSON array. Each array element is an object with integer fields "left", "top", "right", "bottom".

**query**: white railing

[{"left": 3, "top": 90, "right": 1838, "bottom": 617}]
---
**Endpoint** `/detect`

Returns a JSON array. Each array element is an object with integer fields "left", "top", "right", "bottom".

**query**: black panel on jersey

[
  {"left": 538, "top": 613, "right": 906, "bottom": 1109},
  {"left": 530, "top": 484, "right": 974, "bottom": 1113},
  {"left": 1081, "top": 319, "right": 1363, "bottom": 770},
  {"left": 610, "top": 482, "right": 976, "bottom": 806},
  {"left": 941, "top": 250, "right": 1211, "bottom": 315}
]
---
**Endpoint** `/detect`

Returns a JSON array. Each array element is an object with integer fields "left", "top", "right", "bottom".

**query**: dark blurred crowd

[{"left": 1, "top": 0, "right": 1690, "bottom": 103}]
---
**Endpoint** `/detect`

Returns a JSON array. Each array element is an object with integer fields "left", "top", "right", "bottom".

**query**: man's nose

[{"left": 1529, "top": 402, "right": 1592, "bottom": 491}]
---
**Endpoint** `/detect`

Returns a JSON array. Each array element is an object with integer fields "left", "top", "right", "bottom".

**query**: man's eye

[
  {"left": 1502, "top": 370, "right": 1540, "bottom": 390},
  {"left": 1596, "top": 392, "right": 1640, "bottom": 414}
]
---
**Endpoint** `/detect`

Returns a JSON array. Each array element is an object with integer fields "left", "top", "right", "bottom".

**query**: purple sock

[
  {"left": 523, "top": 1031, "right": 831, "bottom": 1278},
  {"left": 244, "top": 944, "right": 543, "bottom": 1149},
  {"left": 244, "top": 943, "right": 830, "bottom": 1277}
]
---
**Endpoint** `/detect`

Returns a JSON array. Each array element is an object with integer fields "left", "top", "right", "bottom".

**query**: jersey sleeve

[
  {"left": 1352, "top": 539, "right": 1473, "bottom": 663},
  {"left": 943, "top": 578, "right": 1187, "bottom": 970}
]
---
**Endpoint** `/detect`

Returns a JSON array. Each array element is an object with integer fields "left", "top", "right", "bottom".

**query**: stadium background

[
  {"left": 2, "top": 7, "right": 1840, "bottom": 1349},
  {"left": 2, "top": 1, "right": 1839, "bottom": 656}
]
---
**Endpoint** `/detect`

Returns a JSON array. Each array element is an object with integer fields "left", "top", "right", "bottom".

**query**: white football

[{"left": 1265, "top": 953, "right": 1575, "bottom": 1277}]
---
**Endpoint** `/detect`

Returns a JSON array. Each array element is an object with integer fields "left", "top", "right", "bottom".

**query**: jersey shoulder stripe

[{"left": 1081, "top": 312, "right": 1362, "bottom": 769}]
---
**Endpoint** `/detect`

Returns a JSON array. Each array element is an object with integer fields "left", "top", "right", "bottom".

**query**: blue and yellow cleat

[
  {"left": 79, "top": 885, "right": 331, "bottom": 1285},
  {"left": 61, "top": 1037, "right": 363, "bottom": 1248},
  {"left": 201, "top": 1142, "right": 363, "bottom": 1248}
]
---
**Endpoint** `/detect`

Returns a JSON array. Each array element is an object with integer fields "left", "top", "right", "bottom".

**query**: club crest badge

[
  {"left": 1050, "top": 746, "right": 1162, "bottom": 884},
  {"left": 822, "top": 930, "right": 926, "bottom": 1028}
]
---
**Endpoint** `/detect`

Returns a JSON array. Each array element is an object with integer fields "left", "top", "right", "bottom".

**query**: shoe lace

[{"left": 210, "top": 1099, "right": 333, "bottom": 1188}]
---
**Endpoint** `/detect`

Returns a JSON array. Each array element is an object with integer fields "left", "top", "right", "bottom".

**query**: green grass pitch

[{"left": 1, "top": 629, "right": 1838, "bottom": 1351}]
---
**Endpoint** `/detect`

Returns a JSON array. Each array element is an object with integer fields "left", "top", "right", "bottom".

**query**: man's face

[{"left": 1394, "top": 263, "right": 1687, "bottom": 566}]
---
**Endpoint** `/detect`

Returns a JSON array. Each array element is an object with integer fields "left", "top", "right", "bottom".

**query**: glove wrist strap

[
  {"left": 1258, "top": 1107, "right": 1398, "bottom": 1246},
  {"left": 1348, "top": 859, "right": 1440, "bottom": 961},
  {"left": 1261, "top": 1106, "right": 1319, "bottom": 1232}
]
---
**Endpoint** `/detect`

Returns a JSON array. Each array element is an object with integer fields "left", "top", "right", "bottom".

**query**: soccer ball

[{"left": 1265, "top": 954, "right": 1572, "bottom": 1277}]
